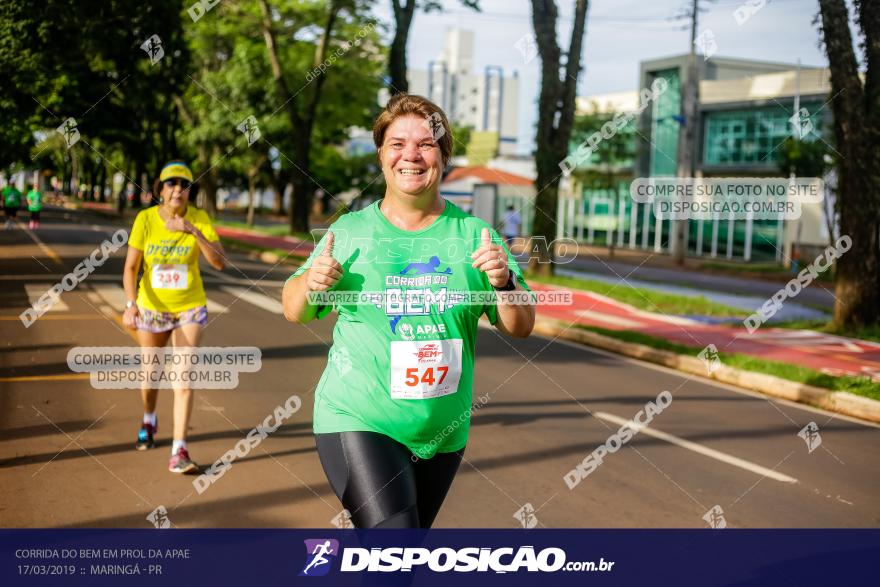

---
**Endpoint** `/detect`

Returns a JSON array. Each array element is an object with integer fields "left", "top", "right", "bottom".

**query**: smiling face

[
  {"left": 161, "top": 179, "right": 191, "bottom": 212},
  {"left": 379, "top": 114, "right": 444, "bottom": 201}
]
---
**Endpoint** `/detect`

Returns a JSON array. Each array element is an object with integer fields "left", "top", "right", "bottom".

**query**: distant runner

[
  {"left": 501, "top": 204, "right": 521, "bottom": 246},
  {"left": 26, "top": 184, "right": 42, "bottom": 230},
  {"left": 122, "top": 161, "right": 226, "bottom": 474},
  {"left": 3, "top": 183, "right": 21, "bottom": 230}
]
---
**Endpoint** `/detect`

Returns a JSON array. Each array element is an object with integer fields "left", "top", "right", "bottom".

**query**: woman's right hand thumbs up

[{"left": 306, "top": 231, "right": 343, "bottom": 292}]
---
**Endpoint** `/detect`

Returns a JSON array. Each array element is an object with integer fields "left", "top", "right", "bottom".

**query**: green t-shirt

[
  {"left": 3, "top": 186, "right": 21, "bottom": 208},
  {"left": 26, "top": 190, "right": 42, "bottom": 211},
  {"left": 291, "top": 199, "right": 529, "bottom": 458}
]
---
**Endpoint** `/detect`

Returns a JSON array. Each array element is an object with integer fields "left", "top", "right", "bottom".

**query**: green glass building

[{"left": 565, "top": 55, "right": 833, "bottom": 263}]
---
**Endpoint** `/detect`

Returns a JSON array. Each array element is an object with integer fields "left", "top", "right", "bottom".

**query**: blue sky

[{"left": 372, "top": 0, "right": 832, "bottom": 154}]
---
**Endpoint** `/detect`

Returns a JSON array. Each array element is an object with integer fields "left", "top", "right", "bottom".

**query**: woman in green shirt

[
  {"left": 3, "top": 184, "right": 21, "bottom": 230},
  {"left": 282, "top": 94, "right": 535, "bottom": 528},
  {"left": 26, "top": 184, "right": 42, "bottom": 229}
]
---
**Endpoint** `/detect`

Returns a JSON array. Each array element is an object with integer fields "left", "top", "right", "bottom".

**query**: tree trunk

[
  {"left": 528, "top": 0, "right": 590, "bottom": 275},
  {"left": 69, "top": 152, "right": 79, "bottom": 197},
  {"left": 247, "top": 171, "right": 257, "bottom": 228},
  {"left": 290, "top": 162, "right": 313, "bottom": 234},
  {"left": 132, "top": 159, "right": 145, "bottom": 209},
  {"left": 97, "top": 164, "right": 107, "bottom": 203},
  {"left": 258, "top": 0, "right": 340, "bottom": 234},
  {"left": 117, "top": 160, "right": 131, "bottom": 212},
  {"left": 270, "top": 169, "right": 289, "bottom": 215},
  {"left": 389, "top": 0, "right": 416, "bottom": 94},
  {"left": 198, "top": 148, "right": 219, "bottom": 218},
  {"left": 818, "top": 0, "right": 880, "bottom": 328}
]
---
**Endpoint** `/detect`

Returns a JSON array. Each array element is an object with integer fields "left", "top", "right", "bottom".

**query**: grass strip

[{"left": 575, "top": 324, "right": 880, "bottom": 401}]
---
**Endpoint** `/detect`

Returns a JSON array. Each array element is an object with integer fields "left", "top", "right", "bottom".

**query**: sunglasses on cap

[{"left": 163, "top": 178, "right": 192, "bottom": 189}]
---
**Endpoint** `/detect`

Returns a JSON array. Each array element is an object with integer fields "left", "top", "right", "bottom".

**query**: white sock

[
  {"left": 171, "top": 440, "right": 187, "bottom": 455},
  {"left": 143, "top": 412, "right": 157, "bottom": 427}
]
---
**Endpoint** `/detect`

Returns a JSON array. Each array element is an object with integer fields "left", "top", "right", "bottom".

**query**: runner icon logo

[
  {"left": 513, "top": 503, "right": 539, "bottom": 529},
  {"left": 798, "top": 422, "right": 822, "bottom": 453},
  {"left": 697, "top": 344, "right": 722, "bottom": 375},
  {"left": 300, "top": 539, "right": 339, "bottom": 577},
  {"left": 702, "top": 505, "right": 727, "bottom": 529},
  {"left": 146, "top": 506, "right": 172, "bottom": 529},
  {"left": 330, "top": 510, "right": 353, "bottom": 529}
]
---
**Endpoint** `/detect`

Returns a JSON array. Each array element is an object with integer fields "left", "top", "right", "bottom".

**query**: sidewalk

[{"left": 75, "top": 200, "right": 880, "bottom": 381}]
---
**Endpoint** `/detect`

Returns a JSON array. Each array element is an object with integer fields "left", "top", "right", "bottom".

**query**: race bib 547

[{"left": 389, "top": 339, "right": 462, "bottom": 400}]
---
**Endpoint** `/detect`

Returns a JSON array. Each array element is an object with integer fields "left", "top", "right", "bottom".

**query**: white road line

[
  {"left": 206, "top": 298, "right": 229, "bottom": 314},
  {"left": 539, "top": 332, "right": 880, "bottom": 429},
  {"left": 20, "top": 225, "right": 62, "bottom": 265},
  {"left": 221, "top": 286, "right": 283, "bottom": 314},
  {"left": 91, "top": 284, "right": 127, "bottom": 311},
  {"left": 593, "top": 411, "right": 799, "bottom": 483},
  {"left": 24, "top": 284, "right": 69, "bottom": 312},
  {"left": 574, "top": 309, "right": 643, "bottom": 329}
]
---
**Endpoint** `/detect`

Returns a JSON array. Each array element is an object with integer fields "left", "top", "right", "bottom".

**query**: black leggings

[{"left": 315, "top": 431, "right": 464, "bottom": 529}]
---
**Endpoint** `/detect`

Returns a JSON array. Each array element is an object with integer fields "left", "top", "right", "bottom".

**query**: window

[{"left": 703, "top": 105, "right": 822, "bottom": 166}]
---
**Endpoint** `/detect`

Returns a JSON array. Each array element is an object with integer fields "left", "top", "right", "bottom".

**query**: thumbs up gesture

[
  {"left": 471, "top": 227, "right": 511, "bottom": 288},
  {"left": 306, "top": 231, "right": 344, "bottom": 292}
]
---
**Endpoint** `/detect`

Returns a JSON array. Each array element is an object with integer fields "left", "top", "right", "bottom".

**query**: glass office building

[{"left": 564, "top": 55, "right": 833, "bottom": 262}]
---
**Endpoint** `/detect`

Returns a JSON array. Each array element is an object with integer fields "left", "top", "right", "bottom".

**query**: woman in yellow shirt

[{"left": 122, "top": 161, "right": 226, "bottom": 473}]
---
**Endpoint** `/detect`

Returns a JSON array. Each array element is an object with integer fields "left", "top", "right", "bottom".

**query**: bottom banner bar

[{"left": 1, "top": 529, "right": 876, "bottom": 586}]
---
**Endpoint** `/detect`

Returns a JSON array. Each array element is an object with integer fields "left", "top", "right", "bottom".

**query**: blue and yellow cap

[{"left": 159, "top": 161, "right": 194, "bottom": 183}]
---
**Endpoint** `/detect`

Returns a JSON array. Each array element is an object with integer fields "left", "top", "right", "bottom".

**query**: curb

[{"left": 533, "top": 317, "right": 880, "bottom": 425}]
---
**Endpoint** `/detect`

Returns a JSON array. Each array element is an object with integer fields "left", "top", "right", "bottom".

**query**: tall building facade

[{"left": 408, "top": 29, "right": 520, "bottom": 156}]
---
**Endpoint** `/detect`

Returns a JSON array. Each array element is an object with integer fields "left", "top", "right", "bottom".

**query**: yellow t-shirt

[{"left": 128, "top": 206, "right": 219, "bottom": 313}]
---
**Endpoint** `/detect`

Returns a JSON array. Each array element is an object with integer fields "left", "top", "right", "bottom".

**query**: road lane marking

[
  {"left": 91, "top": 284, "right": 228, "bottom": 314},
  {"left": 91, "top": 284, "right": 126, "bottom": 311},
  {"left": 0, "top": 274, "right": 287, "bottom": 287},
  {"left": 0, "top": 314, "right": 102, "bottom": 321},
  {"left": 206, "top": 298, "right": 229, "bottom": 314},
  {"left": 24, "top": 284, "right": 69, "bottom": 311},
  {"left": 221, "top": 286, "right": 283, "bottom": 314},
  {"left": 21, "top": 225, "right": 63, "bottom": 265},
  {"left": 537, "top": 332, "right": 880, "bottom": 429},
  {"left": 593, "top": 411, "right": 798, "bottom": 483},
  {"left": 0, "top": 373, "right": 91, "bottom": 382}
]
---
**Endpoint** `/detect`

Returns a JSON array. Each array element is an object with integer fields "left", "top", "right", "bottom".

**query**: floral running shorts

[{"left": 136, "top": 305, "right": 208, "bottom": 333}]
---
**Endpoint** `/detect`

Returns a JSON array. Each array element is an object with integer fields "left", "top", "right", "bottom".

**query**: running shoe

[
  {"left": 168, "top": 447, "right": 198, "bottom": 474},
  {"left": 135, "top": 423, "right": 156, "bottom": 451}
]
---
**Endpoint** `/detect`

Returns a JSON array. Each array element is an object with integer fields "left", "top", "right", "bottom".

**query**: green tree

[
  {"left": 817, "top": 0, "right": 880, "bottom": 328},
  {"left": 257, "top": 0, "right": 383, "bottom": 231}
]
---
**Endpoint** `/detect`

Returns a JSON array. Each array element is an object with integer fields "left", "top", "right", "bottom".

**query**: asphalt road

[{"left": 1, "top": 206, "right": 878, "bottom": 529}]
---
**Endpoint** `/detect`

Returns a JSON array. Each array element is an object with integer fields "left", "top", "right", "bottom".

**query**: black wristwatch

[{"left": 493, "top": 271, "right": 517, "bottom": 291}]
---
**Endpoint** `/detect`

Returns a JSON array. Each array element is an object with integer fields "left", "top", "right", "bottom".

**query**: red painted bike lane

[{"left": 535, "top": 283, "right": 880, "bottom": 382}]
